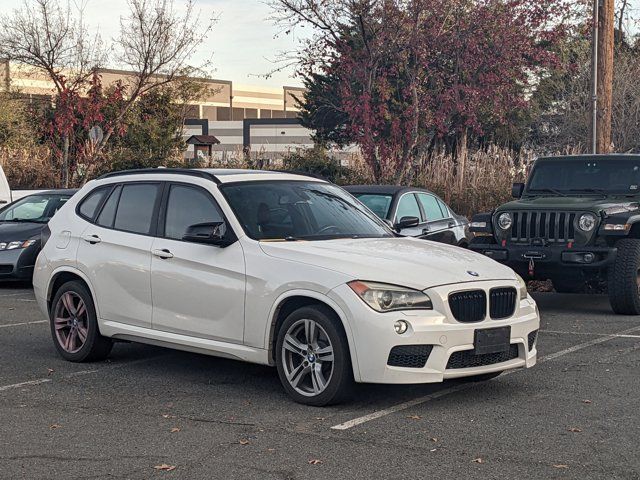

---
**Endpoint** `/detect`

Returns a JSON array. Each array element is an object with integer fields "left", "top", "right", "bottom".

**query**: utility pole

[
  {"left": 590, "top": 0, "right": 599, "bottom": 154},
  {"left": 596, "top": 0, "right": 615, "bottom": 154}
]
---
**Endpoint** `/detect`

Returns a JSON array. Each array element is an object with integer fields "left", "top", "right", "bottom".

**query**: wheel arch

[
  {"left": 265, "top": 290, "right": 361, "bottom": 381},
  {"left": 47, "top": 267, "right": 98, "bottom": 317}
]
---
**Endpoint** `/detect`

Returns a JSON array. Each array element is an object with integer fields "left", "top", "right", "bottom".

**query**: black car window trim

[
  {"left": 76, "top": 185, "right": 116, "bottom": 222},
  {"left": 95, "top": 185, "right": 123, "bottom": 229},
  {"left": 156, "top": 181, "right": 237, "bottom": 245},
  {"left": 79, "top": 181, "right": 164, "bottom": 238}
]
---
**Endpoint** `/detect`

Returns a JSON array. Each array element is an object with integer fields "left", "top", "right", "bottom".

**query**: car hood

[
  {"left": 0, "top": 222, "right": 44, "bottom": 242},
  {"left": 259, "top": 237, "right": 516, "bottom": 290},
  {"left": 498, "top": 196, "right": 639, "bottom": 213}
]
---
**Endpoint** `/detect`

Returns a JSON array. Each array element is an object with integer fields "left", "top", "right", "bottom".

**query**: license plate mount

[{"left": 474, "top": 326, "right": 511, "bottom": 355}]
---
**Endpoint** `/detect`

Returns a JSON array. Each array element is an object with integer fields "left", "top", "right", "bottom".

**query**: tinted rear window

[
  {"left": 78, "top": 187, "right": 110, "bottom": 220},
  {"left": 113, "top": 184, "right": 160, "bottom": 235}
]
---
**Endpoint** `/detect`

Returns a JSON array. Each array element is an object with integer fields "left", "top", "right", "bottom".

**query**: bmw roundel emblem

[{"left": 467, "top": 271, "right": 480, "bottom": 277}]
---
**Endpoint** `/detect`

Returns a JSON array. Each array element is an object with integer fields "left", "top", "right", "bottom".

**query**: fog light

[
  {"left": 394, "top": 320, "right": 409, "bottom": 334},
  {"left": 583, "top": 253, "right": 595, "bottom": 263}
]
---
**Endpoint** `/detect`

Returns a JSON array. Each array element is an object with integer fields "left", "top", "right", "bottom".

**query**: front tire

[
  {"left": 608, "top": 238, "right": 640, "bottom": 315},
  {"left": 50, "top": 280, "right": 113, "bottom": 362},
  {"left": 275, "top": 305, "right": 354, "bottom": 406}
]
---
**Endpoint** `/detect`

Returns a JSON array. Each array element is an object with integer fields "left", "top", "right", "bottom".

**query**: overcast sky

[{"left": 0, "top": 0, "right": 638, "bottom": 88}]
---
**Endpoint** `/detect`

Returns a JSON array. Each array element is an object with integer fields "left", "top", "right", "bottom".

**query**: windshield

[
  {"left": 220, "top": 181, "right": 393, "bottom": 241},
  {"left": 0, "top": 194, "right": 71, "bottom": 224},
  {"left": 526, "top": 158, "right": 640, "bottom": 195},
  {"left": 351, "top": 193, "right": 393, "bottom": 219}
]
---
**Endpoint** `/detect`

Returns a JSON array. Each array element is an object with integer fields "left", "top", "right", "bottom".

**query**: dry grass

[{"left": 0, "top": 147, "right": 60, "bottom": 189}]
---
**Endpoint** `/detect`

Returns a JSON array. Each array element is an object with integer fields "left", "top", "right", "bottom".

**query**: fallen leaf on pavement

[
  {"left": 170, "top": 427, "right": 180, "bottom": 433},
  {"left": 567, "top": 427, "right": 582, "bottom": 433},
  {"left": 161, "top": 414, "right": 175, "bottom": 419},
  {"left": 582, "top": 399, "right": 592, "bottom": 404},
  {"left": 472, "top": 458, "right": 484, "bottom": 464},
  {"left": 308, "top": 459, "right": 322, "bottom": 465},
  {"left": 154, "top": 464, "right": 176, "bottom": 472},
  {"left": 239, "top": 439, "right": 250, "bottom": 445},
  {"left": 406, "top": 415, "right": 421, "bottom": 420},
  {"left": 430, "top": 437, "right": 438, "bottom": 443},
  {"left": 49, "top": 424, "right": 62, "bottom": 430},
  {"left": 553, "top": 464, "right": 569, "bottom": 469},
  {"left": 47, "top": 368, "right": 55, "bottom": 376}
]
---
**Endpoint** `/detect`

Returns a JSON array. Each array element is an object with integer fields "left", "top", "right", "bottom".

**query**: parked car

[
  {"left": 33, "top": 169, "right": 539, "bottom": 405},
  {"left": 0, "top": 190, "right": 76, "bottom": 280},
  {"left": 469, "top": 154, "right": 640, "bottom": 314},
  {"left": 344, "top": 185, "right": 472, "bottom": 246}
]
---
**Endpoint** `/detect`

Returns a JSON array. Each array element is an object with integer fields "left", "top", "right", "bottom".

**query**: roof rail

[
  {"left": 274, "top": 169, "right": 330, "bottom": 182},
  {"left": 97, "top": 168, "right": 221, "bottom": 184}
]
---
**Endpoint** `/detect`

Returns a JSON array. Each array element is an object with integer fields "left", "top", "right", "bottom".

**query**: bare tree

[
  {"left": 81, "top": 0, "right": 215, "bottom": 180},
  {"left": 0, "top": 0, "right": 104, "bottom": 186}
]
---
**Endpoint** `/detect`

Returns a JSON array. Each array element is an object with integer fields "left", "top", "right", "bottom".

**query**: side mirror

[
  {"left": 512, "top": 182, "right": 525, "bottom": 199},
  {"left": 395, "top": 216, "right": 420, "bottom": 230},
  {"left": 182, "top": 222, "right": 232, "bottom": 246}
]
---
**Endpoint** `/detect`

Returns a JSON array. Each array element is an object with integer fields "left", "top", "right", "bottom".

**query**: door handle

[
  {"left": 81, "top": 234, "right": 101, "bottom": 244},
  {"left": 448, "top": 221, "right": 455, "bottom": 228},
  {"left": 152, "top": 248, "right": 174, "bottom": 259},
  {"left": 422, "top": 228, "right": 429, "bottom": 235}
]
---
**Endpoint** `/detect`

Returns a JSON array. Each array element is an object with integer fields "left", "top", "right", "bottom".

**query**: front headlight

[
  {"left": 1, "top": 240, "right": 37, "bottom": 250},
  {"left": 578, "top": 213, "right": 597, "bottom": 232},
  {"left": 497, "top": 212, "right": 512, "bottom": 230},
  {"left": 516, "top": 274, "right": 528, "bottom": 300},
  {"left": 348, "top": 281, "right": 433, "bottom": 312}
]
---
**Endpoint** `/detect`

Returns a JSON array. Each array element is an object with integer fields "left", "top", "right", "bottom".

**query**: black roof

[{"left": 343, "top": 185, "right": 434, "bottom": 195}]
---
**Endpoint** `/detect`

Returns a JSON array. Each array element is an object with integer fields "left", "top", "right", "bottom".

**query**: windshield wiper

[
  {"left": 566, "top": 188, "right": 607, "bottom": 195},
  {"left": 0, "top": 218, "right": 45, "bottom": 223},
  {"left": 526, "top": 188, "right": 567, "bottom": 197}
]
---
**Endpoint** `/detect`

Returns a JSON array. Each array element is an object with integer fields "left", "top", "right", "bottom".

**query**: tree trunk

[
  {"left": 457, "top": 129, "right": 468, "bottom": 192},
  {"left": 62, "top": 134, "right": 70, "bottom": 188},
  {"left": 597, "top": 0, "right": 615, "bottom": 153}
]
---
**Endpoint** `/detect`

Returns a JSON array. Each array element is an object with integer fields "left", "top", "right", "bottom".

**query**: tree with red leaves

[{"left": 274, "top": 0, "right": 579, "bottom": 183}]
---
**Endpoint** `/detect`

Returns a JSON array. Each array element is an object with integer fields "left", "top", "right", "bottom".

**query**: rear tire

[
  {"left": 552, "top": 278, "right": 585, "bottom": 294},
  {"left": 50, "top": 281, "right": 113, "bottom": 362},
  {"left": 608, "top": 239, "right": 640, "bottom": 315},
  {"left": 275, "top": 305, "right": 354, "bottom": 406}
]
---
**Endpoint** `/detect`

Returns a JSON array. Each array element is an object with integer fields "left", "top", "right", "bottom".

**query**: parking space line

[
  {"left": 330, "top": 325, "right": 640, "bottom": 431},
  {"left": 0, "top": 354, "right": 172, "bottom": 395},
  {"left": 0, "top": 320, "right": 47, "bottom": 329},
  {"left": 0, "top": 379, "right": 52, "bottom": 392},
  {"left": 541, "top": 329, "right": 640, "bottom": 339}
]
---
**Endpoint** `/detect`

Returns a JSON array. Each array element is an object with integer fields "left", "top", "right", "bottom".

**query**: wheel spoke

[
  {"left": 310, "top": 364, "right": 327, "bottom": 393},
  {"left": 304, "top": 319, "right": 318, "bottom": 345},
  {"left": 77, "top": 325, "right": 88, "bottom": 343},
  {"left": 76, "top": 300, "right": 87, "bottom": 318},
  {"left": 61, "top": 293, "right": 76, "bottom": 316},
  {"left": 286, "top": 363, "right": 310, "bottom": 388},
  {"left": 283, "top": 334, "right": 306, "bottom": 357},
  {"left": 64, "top": 328, "right": 75, "bottom": 351},
  {"left": 53, "top": 317, "right": 69, "bottom": 330},
  {"left": 315, "top": 345, "right": 334, "bottom": 362}
]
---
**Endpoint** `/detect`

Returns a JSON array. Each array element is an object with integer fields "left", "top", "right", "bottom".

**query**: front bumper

[
  {"left": 469, "top": 242, "right": 616, "bottom": 270},
  {"left": 0, "top": 247, "right": 38, "bottom": 280},
  {"left": 328, "top": 280, "right": 539, "bottom": 384}
]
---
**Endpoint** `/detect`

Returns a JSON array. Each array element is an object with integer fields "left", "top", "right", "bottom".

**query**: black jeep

[{"left": 469, "top": 154, "right": 640, "bottom": 315}]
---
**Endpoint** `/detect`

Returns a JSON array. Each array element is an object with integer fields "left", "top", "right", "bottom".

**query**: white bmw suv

[{"left": 33, "top": 169, "right": 539, "bottom": 405}]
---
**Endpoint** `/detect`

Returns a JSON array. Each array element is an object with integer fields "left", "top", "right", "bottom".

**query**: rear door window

[
  {"left": 113, "top": 183, "right": 161, "bottom": 235},
  {"left": 96, "top": 185, "right": 122, "bottom": 228},
  {"left": 417, "top": 193, "right": 445, "bottom": 222}
]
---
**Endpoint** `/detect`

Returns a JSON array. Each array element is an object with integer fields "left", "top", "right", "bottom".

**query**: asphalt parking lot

[{"left": 1, "top": 286, "right": 639, "bottom": 480}]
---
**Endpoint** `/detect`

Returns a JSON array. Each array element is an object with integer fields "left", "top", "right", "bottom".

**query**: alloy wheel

[
  {"left": 53, "top": 292, "right": 89, "bottom": 354},
  {"left": 281, "top": 318, "right": 335, "bottom": 397}
]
